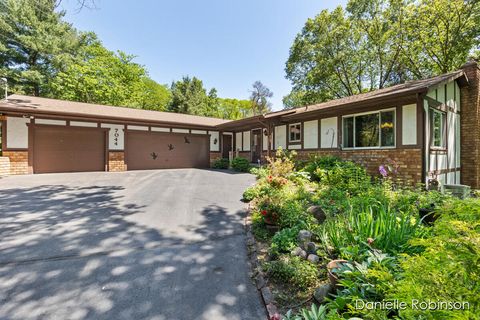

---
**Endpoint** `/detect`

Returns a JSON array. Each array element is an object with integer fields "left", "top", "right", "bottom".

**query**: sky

[{"left": 60, "top": 0, "right": 348, "bottom": 111}]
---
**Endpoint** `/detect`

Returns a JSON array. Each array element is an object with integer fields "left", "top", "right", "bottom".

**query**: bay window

[{"left": 342, "top": 109, "right": 395, "bottom": 149}]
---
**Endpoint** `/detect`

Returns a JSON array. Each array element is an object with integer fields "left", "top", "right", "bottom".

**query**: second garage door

[
  {"left": 126, "top": 130, "right": 209, "bottom": 170},
  {"left": 33, "top": 125, "right": 106, "bottom": 174}
]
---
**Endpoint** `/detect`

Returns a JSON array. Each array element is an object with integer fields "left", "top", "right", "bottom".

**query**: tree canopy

[{"left": 285, "top": 0, "right": 480, "bottom": 108}]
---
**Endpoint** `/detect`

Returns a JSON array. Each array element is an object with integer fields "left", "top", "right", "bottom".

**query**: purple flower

[{"left": 379, "top": 165, "right": 388, "bottom": 177}]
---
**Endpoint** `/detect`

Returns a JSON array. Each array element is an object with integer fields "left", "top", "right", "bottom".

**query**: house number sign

[{"left": 113, "top": 128, "right": 119, "bottom": 146}]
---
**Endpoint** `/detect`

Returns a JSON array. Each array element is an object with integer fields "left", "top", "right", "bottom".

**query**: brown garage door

[
  {"left": 33, "top": 125, "right": 106, "bottom": 174},
  {"left": 126, "top": 130, "right": 209, "bottom": 170}
]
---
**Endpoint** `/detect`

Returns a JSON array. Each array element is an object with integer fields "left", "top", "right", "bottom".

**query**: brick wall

[
  {"left": 0, "top": 157, "right": 10, "bottom": 176},
  {"left": 295, "top": 148, "right": 423, "bottom": 186},
  {"left": 2, "top": 151, "right": 29, "bottom": 175},
  {"left": 209, "top": 152, "right": 222, "bottom": 166},
  {"left": 108, "top": 151, "right": 126, "bottom": 172},
  {"left": 460, "top": 61, "right": 480, "bottom": 189}
]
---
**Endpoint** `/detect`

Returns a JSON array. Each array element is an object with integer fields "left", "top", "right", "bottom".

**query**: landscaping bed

[{"left": 244, "top": 150, "right": 480, "bottom": 320}]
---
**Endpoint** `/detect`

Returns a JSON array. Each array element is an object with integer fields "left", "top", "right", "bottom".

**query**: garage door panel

[
  {"left": 126, "top": 131, "right": 209, "bottom": 170},
  {"left": 33, "top": 126, "right": 106, "bottom": 173}
]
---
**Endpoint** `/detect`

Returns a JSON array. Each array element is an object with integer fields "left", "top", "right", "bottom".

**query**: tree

[
  {"left": 285, "top": 0, "right": 480, "bottom": 106},
  {"left": 216, "top": 98, "right": 253, "bottom": 119},
  {"left": 402, "top": 0, "right": 480, "bottom": 76},
  {"left": 169, "top": 76, "right": 208, "bottom": 115},
  {"left": 48, "top": 35, "right": 151, "bottom": 107},
  {"left": 250, "top": 81, "right": 273, "bottom": 115},
  {"left": 0, "top": 0, "right": 80, "bottom": 95},
  {"left": 136, "top": 78, "right": 171, "bottom": 111}
]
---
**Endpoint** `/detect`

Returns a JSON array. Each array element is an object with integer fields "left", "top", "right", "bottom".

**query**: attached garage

[
  {"left": 33, "top": 125, "right": 106, "bottom": 174},
  {"left": 126, "top": 130, "right": 209, "bottom": 170}
]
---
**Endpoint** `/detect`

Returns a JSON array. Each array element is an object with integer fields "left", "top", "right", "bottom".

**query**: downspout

[{"left": 418, "top": 92, "right": 427, "bottom": 187}]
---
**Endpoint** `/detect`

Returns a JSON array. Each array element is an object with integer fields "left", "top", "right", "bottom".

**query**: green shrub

[
  {"left": 250, "top": 166, "right": 269, "bottom": 179},
  {"left": 315, "top": 161, "right": 371, "bottom": 194},
  {"left": 389, "top": 198, "right": 480, "bottom": 320},
  {"left": 270, "top": 227, "right": 299, "bottom": 256},
  {"left": 242, "top": 186, "right": 259, "bottom": 202},
  {"left": 264, "top": 255, "right": 319, "bottom": 290},
  {"left": 231, "top": 157, "right": 250, "bottom": 172},
  {"left": 212, "top": 158, "right": 229, "bottom": 169},
  {"left": 302, "top": 155, "right": 342, "bottom": 181}
]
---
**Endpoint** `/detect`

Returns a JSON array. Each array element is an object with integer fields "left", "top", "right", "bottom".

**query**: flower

[
  {"left": 367, "top": 238, "right": 375, "bottom": 245},
  {"left": 379, "top": 165, "right": 388, "bottom": 177},
  {"left": 270, "top": 314, "right": 281, "bottom": 320},
  {"left": 261, "top": 210, "right": 268, "bottom": 216}
]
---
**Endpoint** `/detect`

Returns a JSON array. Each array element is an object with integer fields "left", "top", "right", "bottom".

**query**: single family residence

[{"left": 0, "top": 61, "right": 479, "bottom": 189}]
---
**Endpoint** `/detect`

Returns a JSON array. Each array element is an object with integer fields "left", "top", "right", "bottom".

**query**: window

[
  {"left": 430, "top": 109, "right": 445, "bottom": 148},
  {"left": 289, "top": 123, "right": 301, "bottom": 142},
  {"left": 342, "top": 110, "right": 395, "bottom": 149}
]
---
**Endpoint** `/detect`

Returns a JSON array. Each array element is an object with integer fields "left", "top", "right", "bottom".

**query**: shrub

[
  {"left": 389, "top": 198, "right": 480, "bottom": 320},
  {"left": 302, "top": 155, "right": 342, "bottom": 181},
  {"left": 266, "top": 148, "right": 296, "bottom": 178},
  {"left": 264, "top": 255, "right": 319, "bottom": 290},
  {"left": 270, "top": 227, "right": 299, "bottom": 256},
  {"left": 242, "top": 186, "right": 258, "bottom": 202},
  {"left": 212, "top": 158, "right": 229, "bottom": 169},
  {"left": 315, "top": 161, "right": 371, "bottom": 194},
  {"left": 231, "top": 157, "right": 250, "bottom": 172}
]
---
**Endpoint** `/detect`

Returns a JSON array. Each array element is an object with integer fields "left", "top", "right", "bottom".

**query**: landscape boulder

[{"left": 307, "top": 205, "right": 327, "bottom": 223}]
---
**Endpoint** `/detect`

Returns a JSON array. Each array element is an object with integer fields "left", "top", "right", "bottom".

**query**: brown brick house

[{"left": 0, "top": 61, "right": 479, "bottom": 189}]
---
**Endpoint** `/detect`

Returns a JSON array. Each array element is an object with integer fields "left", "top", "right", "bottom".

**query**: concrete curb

[{"left": 245, "top": 204, "right": 280, "bottom": 320}]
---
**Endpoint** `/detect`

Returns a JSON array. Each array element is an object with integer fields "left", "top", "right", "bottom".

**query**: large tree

[
  {"left": 285, "top": 0, "right": 480, "bottom": 108},
  {"left": 0, "top": 0, "right": 80, "bottom": 96},
  {"left": 168, "top": 76, "right": 208, "bottom": 115},
  {"left": 250, "top": 81, "right": 273, "bottom": 115}
]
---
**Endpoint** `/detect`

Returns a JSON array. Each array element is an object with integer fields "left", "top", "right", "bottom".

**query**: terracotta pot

[{"left": 327, "top": 259, "right": 348, "bottom": 287}]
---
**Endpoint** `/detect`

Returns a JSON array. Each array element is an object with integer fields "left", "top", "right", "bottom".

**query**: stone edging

[{"left": 245, "top": 204, "right": 279, "bottom": 320}]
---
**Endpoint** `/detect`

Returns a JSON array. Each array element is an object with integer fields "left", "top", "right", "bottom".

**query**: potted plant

[{"left": 326, "top": 259, "right": 348, "bottom": 287}]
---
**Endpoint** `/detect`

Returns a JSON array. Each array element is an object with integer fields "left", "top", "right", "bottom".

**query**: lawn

[{"left": 243, "top": 150, "right": 480, "bottom": 320}]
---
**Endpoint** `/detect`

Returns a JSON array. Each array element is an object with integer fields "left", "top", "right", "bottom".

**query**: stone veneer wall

[
  {"left": 108, "top": 151, "right": 127, "bottom": 172},
  {"left": 0, "top": 157, "right": 10, "bottom": 176},
  {"left": 2, "top": 151, "right": 29, "bottom": 175},
  {"left": 460, "top": 61, "right": 480, "bottom": 189}
]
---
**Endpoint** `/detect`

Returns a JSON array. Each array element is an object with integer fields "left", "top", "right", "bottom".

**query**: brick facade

[
  {"left": 2, "top": 151, "right": 29, "bottom": 175},
  {"left": 460, "top": 61, "right": 480, "bottom": 189},
  {"left": 108, "top": 151, "right": 126, "bottom": 172},
  {"left": 209, "top": 152, "right": 222, "bottom": 166},
  {"left": 0, "top": 156, "right": 10, "bottom": 176},
  {"left": 297, "top": 149, "right": 422, "bottom": 185}
]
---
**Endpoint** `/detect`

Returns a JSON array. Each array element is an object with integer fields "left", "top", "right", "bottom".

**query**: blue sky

[{"left": 60, "top": 0, "right": 347, "bottom": 111}]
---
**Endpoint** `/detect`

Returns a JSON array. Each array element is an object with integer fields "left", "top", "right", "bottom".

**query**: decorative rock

[
  {"left": 313, "top": 283, "right": 333, "bottom": 303},
  {"left": 261, "top": 286, "right": 274, "bottom": 305},
  {"left": 297, "top": 230, "right": 312, "bottom": 243},
  {"left": 266, "top": 304, "right": 279, "bottom": 319},
  {"left": 299, "top": 250, "right": 307, "bottom": 259},
  {"left": 306, "top": 242, "right": 317, "bottom": 254},
  {"left": 307, "top": 205, "right": 327, "bottom": 223},
  {"left": 291, "top": 246, "right": 305, "bottom": 257},
  {"left": 255, "top": 273, "right": 266, "bottom": 289},
  {"left": 307, "top": 254, "right": 320, "bottom": 264}
]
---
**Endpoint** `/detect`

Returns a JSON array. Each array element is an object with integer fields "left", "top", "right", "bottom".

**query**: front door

[
  {"left": 251, "top": 129, "right": 262, "bottom": 164},
  {"left": 222, "top": 134, "right": 232, "bottom": 159}
]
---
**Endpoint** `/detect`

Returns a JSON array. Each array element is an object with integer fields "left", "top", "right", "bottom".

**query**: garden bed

[{"left": 243, "top": 149, "right": 480, "bottom": 320}]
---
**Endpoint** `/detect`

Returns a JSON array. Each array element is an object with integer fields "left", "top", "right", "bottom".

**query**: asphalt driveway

[{"left": 0, "top": 169, "right": 265, "bottom": 320}]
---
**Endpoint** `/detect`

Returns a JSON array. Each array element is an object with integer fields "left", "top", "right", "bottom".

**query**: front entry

[
  {"left": 222, "top": 134, "right": 232, "bottom": 159},
  {"left": 251, "top": 129, "right": 262, "bottom": 164}
]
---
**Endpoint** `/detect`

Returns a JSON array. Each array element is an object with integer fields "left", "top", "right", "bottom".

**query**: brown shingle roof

[{"left": 0, "top": 94, "right": 230, "bottom": 127}]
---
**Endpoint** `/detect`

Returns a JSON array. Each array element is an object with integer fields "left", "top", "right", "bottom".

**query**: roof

[
  {"left": 218, "top": 69, "right": 468, "bottom": 128},
  {"left": 0, "top": 95, "right": 230, "bottom": 127}
]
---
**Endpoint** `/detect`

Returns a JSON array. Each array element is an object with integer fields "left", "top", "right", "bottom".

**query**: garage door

[
  {"left": 126, "top": 130, "right": 209, "bottom": 170},
  {"left": 33, "top": 125, "right": 106, "bottom": 173}
]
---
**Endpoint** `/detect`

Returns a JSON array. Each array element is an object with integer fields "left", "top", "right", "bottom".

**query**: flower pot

[{"left": 326, "top": 259, "right": 347, "bottom": 287}]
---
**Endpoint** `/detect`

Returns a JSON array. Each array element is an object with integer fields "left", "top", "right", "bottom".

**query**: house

[{"left": 0, "top": 61, "right": 479, "bottom": 189}]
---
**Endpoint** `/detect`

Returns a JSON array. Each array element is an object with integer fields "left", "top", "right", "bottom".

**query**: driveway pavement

[{"left": 0, "top": 169, "right": 265, "bottom": 320}]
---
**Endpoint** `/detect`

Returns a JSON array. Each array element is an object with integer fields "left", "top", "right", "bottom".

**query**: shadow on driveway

[{"left": 0, "top": 179, "right": 265, "bottom": 319}]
